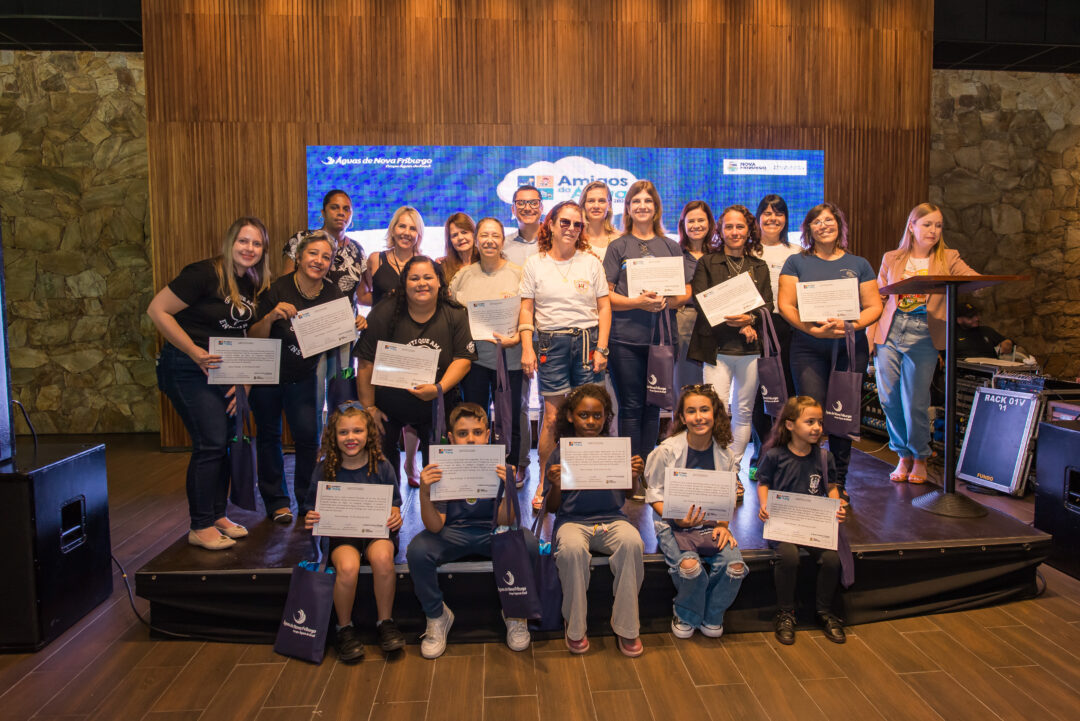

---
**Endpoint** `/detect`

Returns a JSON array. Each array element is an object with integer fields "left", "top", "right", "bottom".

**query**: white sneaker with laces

[
  {"left": 502, "top": 612, "right": 531, "bottom": 651},
  {"left": 420, "top": 604, "right": 455, "bottom": 659},
  {"left": 671, "top": 615, "right": 695, "bottom": 639},
  {"left": 700, "top": 623, "right": 724, "bottom": 638}
]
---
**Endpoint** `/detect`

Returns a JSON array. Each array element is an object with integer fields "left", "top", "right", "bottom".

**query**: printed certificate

[
  {"left": 697, "top": 272, "right": 767, "bottom": 327},
  {"left": 207, "top": 337, "right": 280, "bottom": 385},
  {"left": 292, "top": 297, "right": 357, "bottom": 358},
  {"left": 560, "top": 437, "right": 632, "bottom": 490},
  {"left": 762, "top": 491, "right": 840, "bottom": 550},
  {"left": 428, "top": 444, "right": 504, "bottom": 501},
  {"left": 466, "top": 297, "right": 521, "bottom": 341},
  {"left": 660, "top": 467, "right": 738, "bottom": 523},
  {"left": 313, "top": 482, "right": 394, "bottom": 539},
  {"left": 370, "top": 341, "right": 439, "bottom": 389},
  {"left": 627, "top": 256, "right": 687, "bottom": 297},
  {"left": 795, "top": 278, "right": 861, "bottom": 322}
]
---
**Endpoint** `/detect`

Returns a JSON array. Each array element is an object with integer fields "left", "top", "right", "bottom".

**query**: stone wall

[
  {"left": 0, "top": 51, "right": 157, "bottom": 433},
  {"left": 930, "top": 70, "right": 1080, "bottom": 379}
]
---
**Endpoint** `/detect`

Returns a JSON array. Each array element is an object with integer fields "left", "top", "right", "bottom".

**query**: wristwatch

[{"left": 594, "top": 346, "right": 610, "bottom": 357}]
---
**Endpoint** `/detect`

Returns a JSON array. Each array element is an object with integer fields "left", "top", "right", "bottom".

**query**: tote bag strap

[{"left": 759, "top": 308, "right": 781, "bottom": 358}]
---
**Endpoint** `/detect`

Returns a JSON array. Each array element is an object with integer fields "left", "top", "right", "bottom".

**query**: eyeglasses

[
  {"left": 514, "top": 199, "right": 541, "bottom": 209},
  {"left": 336, "top": 400, "right": 365, "bottom": 413},
  {"left": 557, "top": 219, "right": 585, "bottom": 231},
  {"left": 810, "top": 217, "right": 837, "bottom": 228}
]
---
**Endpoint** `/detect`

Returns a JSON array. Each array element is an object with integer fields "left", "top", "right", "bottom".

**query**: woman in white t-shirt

[
  {"left": 448, "top": 217, "right": 527, "bottom": 483},
  {"left": 579, "top": 181, "right": 621, "bottom": 262},
  {"left": 748, "top": 195, "right": 802, "bottom": 475},
  {"left": 519, "top": 201, "right": 612, "bottom": 489},
  {"left": 870, "top": 203, "right": 976, "bottom": 484}
]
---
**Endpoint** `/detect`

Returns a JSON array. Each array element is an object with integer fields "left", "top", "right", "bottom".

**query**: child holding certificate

[
  {"left": 303, "top": 403, "right": 405, "bottom": 662},
  {"left": 644, "top": 385, "right": 747, "bottom": 639},
  {"left": 544, "top": 384, "right": 646, "bottom": 657},
  {"left": 756, "top": 396, "right": 847, "bottom": 646},
  {"left": 406, "top": 403, "right": 536, "bottom": 659}
]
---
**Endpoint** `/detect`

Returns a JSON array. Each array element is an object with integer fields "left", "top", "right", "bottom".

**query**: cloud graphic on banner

[{"left": 497, "top": 156, "right": 638, "bottom": 213}]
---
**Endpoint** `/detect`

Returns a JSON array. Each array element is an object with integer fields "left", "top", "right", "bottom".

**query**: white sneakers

[
  {"left": 502, "top": 612, "right": 531, "bottom": 652},
  {"left": 671, "top": 616, "right": 695, "bottom": 639},
  {"left": 421, "top": 604, "right": 455, "bottom": 659},
  {"left": 700, "top": 623, "right": 724, "bottom": 638}
]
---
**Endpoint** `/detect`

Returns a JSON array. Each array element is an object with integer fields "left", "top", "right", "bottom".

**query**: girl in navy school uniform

[
  {"left": 303, "top": 403, "right": 405, "bottom": 662},
  {"left": 544, "top": 384, "right": 646, "bottom": 657},
  {"left": 645, "top": 384, "right": 748, "bottom": 640},
  {"left": 756, "top": 396, "right": 848, "bottom": 646}
]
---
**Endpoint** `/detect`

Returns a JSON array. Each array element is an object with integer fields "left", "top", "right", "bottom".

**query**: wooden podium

[{"left": 878, "top": 274, "right": 1027, "bottom": 518}]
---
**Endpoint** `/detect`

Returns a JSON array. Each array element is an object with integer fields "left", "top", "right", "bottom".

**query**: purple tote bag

[
  {"left": 274, "top": 537, "right": 336, "bottom": 664},
  {"left": 823, "top": 323, "right": 863, "bottom": 440},
  {"left": 756, "top": 309, "right": 788, "bottom": 417},
  {"left": 646, "top": 310, "right": 676, "bottom": 411},
  {"left": 491, "top": 471, "right": 542, "bottom": 620},
  {"left": 228, "top": 385, "right": 258, "bottom": 511}
]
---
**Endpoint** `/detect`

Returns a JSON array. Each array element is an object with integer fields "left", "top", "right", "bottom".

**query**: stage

[{"left": 135, "top": 450, "right": 1051, "bottom": 644}]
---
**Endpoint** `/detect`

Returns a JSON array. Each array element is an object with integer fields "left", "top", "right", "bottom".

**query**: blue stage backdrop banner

[{"left": 306, "top": 145, "right": 824, "bottom": 258}]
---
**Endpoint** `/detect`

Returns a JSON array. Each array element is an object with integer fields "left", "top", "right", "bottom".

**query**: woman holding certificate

[
  {"left": 355, "top": 256, "right": 477, "bottom": 482},
  {"left": 688, "top": 204, "right": 772, "bottom": 484},
  {"left": 777, "top": 203, "right": 883, "bottom": 492},
  {"left": 602, "top": 181, "right": 693, "bottom": 496},
  {"left": 147, "top": 217, "right": 271, "bottom": 550},
  {"left": 870, "top": 203, "right": 976, "bottom": 484},
  {"left": 248, "top": 232, "right": 366, "bottom": 524},
  {"left": 519, "top": 201, "right": 611, "bottom": 483},
  {"left": 674, "top": 200, "right": 717, "bottom": 389},
  {"left": 448, "top": 217, "right": 526, "bottom": 476}
]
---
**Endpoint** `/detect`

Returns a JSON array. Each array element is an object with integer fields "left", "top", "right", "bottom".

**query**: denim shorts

[{"left": 537, "top": 326, "right": 603, "bottom": 396}]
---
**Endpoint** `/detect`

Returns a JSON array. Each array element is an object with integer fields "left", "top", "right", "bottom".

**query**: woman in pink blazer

[{"left": 871, "top": 203, "right": 977, "bottom": 484}]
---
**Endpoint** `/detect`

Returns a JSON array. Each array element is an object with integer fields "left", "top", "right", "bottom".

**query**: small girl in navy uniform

[
  {"left": 303, "top": 403, "right": 405, "bottom": 662},
  {"left": 545, "top": 384, "right": 646, "bottom": 657},
  {"left": 645, "top": 384, "right": 747, "bottom": 640},
  {"left": 756, "top": 396, "right": 848, "bottom": 645}
]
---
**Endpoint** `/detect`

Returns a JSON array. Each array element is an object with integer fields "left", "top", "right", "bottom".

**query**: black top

[
  {"left": 355, "top": 301, "right": 477, "bottom": 424},
  {"left": 283, "top": 232, "right": 366, "bottom": 301},
  {"left": 755, "top": 445, "right": 836, "bottom": 497},
  {"left": 957, "top": 325, "right": 1006, "bottom": 358},
  {"left": 434, "top": 497, "right": 497, "bottom": 529},
  {"left": 371, "top": 251, "right": 406, "bottom": 306},
  {"left": 167, "top": 259, "right": 259, "bottom": 349},
  {"left": 546, "top": 447, "right": 627, "bottom": 527},
  {"left": 254, "top": 273, "right": 346, "bottom": 383},
  {"left": 688, "top": 253, "right": 773, "bottom": 361}
]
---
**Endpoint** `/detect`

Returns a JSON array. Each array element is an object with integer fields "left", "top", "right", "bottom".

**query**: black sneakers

[
  {"left": 377, "top": 618, "right": 406, "bottom": 652},
  {"left": 774, "top": 610, "right": 797, "bottom": 645},
  {"left": 818, "top": 612, "right": 847, "bottom": 644},
  {"left": 334, "top": 624, "right": 365, "bottom": 663}
]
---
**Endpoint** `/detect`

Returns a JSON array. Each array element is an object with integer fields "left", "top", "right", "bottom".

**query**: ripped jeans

[{"left": 654, "top": 521, "right": 747, "bottom": 628}]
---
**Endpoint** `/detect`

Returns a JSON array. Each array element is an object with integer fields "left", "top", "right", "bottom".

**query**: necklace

[
  {"left": 724, "top": 253, "right": 747, "bottom": 275},
  {"left": 293, "top": 273, "right": 321, "bottom": 300},
  {"left": 553, "top": 252, "right": 576, "bottom": 282},
  {"left": 388, "top": 249, "right": 413, "bottom": 274}
]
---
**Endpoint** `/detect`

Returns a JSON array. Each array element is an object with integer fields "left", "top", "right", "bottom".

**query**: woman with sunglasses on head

[
  {"left": 248, "top": 231, "right": 367, "bottom": 524},
  {"left": 519, "top": 201, "right": 611, "bottom": 501},
  {"left": 438, "top": 212, "right": 480, "bottom": 286},
  {"left": 603, "top": 181, "right": 694, "bottom": 498},
  {"left": 689, "top": 204, "right": 772, "bottom": 489},
  {"left": 748, "top": 195, "right": 802, "bottom": 478},
  {"left": 148, "top": 217, "right": 271, "bottom": 550},
  {"left": 777, "top": 203, "right": 883, "bottom": 495},
  {"left": 675, "top": 200, "right": 717, "bottom": 389},
  {"left": 283, "top": 189, "right": 371, "bottom": 306},
  {"left": 579, "top": 180, "right": 621, "bottom": 262},
  {"left": 448, "top": 217, "right": 527, "bottom": 483},
  {"left": 355, "top": 255, "right": 477, "bottom": 483}
]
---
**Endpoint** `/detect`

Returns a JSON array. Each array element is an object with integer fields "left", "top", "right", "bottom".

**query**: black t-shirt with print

[
  {"left": 168, "top": 259, "right": 258, "bottom": 349},
  {"left": 355, "top": 301, "right": 477, "bottom": 424},
  {"left": 284, "top": 232, "right": 367, "bottom": 301},
  {"left": 254, "top": 273, "right": 347, "bottom": 383}
]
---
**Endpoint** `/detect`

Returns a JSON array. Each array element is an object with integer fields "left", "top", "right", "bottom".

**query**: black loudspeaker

[
  {"left": 1034, "top": 421, "right": 1080, "bottom": 579},
  {"left": 0, "top": 443, "right": 112, "bottom": 651}
]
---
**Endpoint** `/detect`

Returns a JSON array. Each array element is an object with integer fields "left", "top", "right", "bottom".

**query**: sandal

[
  {"left": 736, "top": 480, "right": 745, "bottom": 502},
  {"left": 889, "top": 458, "right": 913, "bottom": 483},
  {"left": 908, "top": 460, "right": 928, "bottom": 485},
  {"left": 532, "top": 491, "right": 544, "bottom": 512},
  {"left": 272, "top": 508, "right": 294, "bottom": 524}
]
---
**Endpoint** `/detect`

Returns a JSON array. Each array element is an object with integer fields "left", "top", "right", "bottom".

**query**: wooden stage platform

[{"left": 136, "top": 450, "right": 1051, "bottom": 644}]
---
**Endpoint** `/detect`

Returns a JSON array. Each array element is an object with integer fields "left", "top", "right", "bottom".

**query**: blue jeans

[
  {"left": 250, "top": 376, "right": 320, "bottom": 516},
  {"left": 789, "top": 331, "right": 869, "bottom": 487},
  {"left": 406, "top": 525, "right": 539, "bottom": 618},
  {"left": 654, "top": 522, "right": 747, "bottom": 628},
  {"left": 607, "top": 341, "right": 661, "bottom": 460},
  {"left": 537, "top": 327, "right": 603, "bottom": 396},
  {"left": 156, "top": 343, "right": 232, "bottom": 531},
  {"left": 874, "top": 312, "right": 938, "bottom": 459},
  {"left": 460, "top": 364, "right": 525, "bottom": 467}
]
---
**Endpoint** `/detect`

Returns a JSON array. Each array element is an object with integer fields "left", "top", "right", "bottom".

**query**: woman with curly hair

[
  {"left": 518, "top": 201, "right": 611, "bottom": 483},
  {"left": 355, "top": 255, "right": 477, "bottom": 482}
]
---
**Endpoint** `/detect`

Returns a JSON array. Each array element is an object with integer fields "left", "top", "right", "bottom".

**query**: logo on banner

[
  {"left": 723, "top": 159, "right": 807, "bottom": 176},
  {"left": 501, "top": 157, "right": 638, "bottom": 212}
]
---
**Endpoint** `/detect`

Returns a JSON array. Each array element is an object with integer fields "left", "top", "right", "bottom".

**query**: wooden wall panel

[{"left": 145, "top": 0, "right": 933, "bottom": 446}]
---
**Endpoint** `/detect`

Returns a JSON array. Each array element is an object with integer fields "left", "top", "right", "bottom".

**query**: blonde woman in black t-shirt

[{"left": 147, "top": 217, "right": 271, "bottom": 551}]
